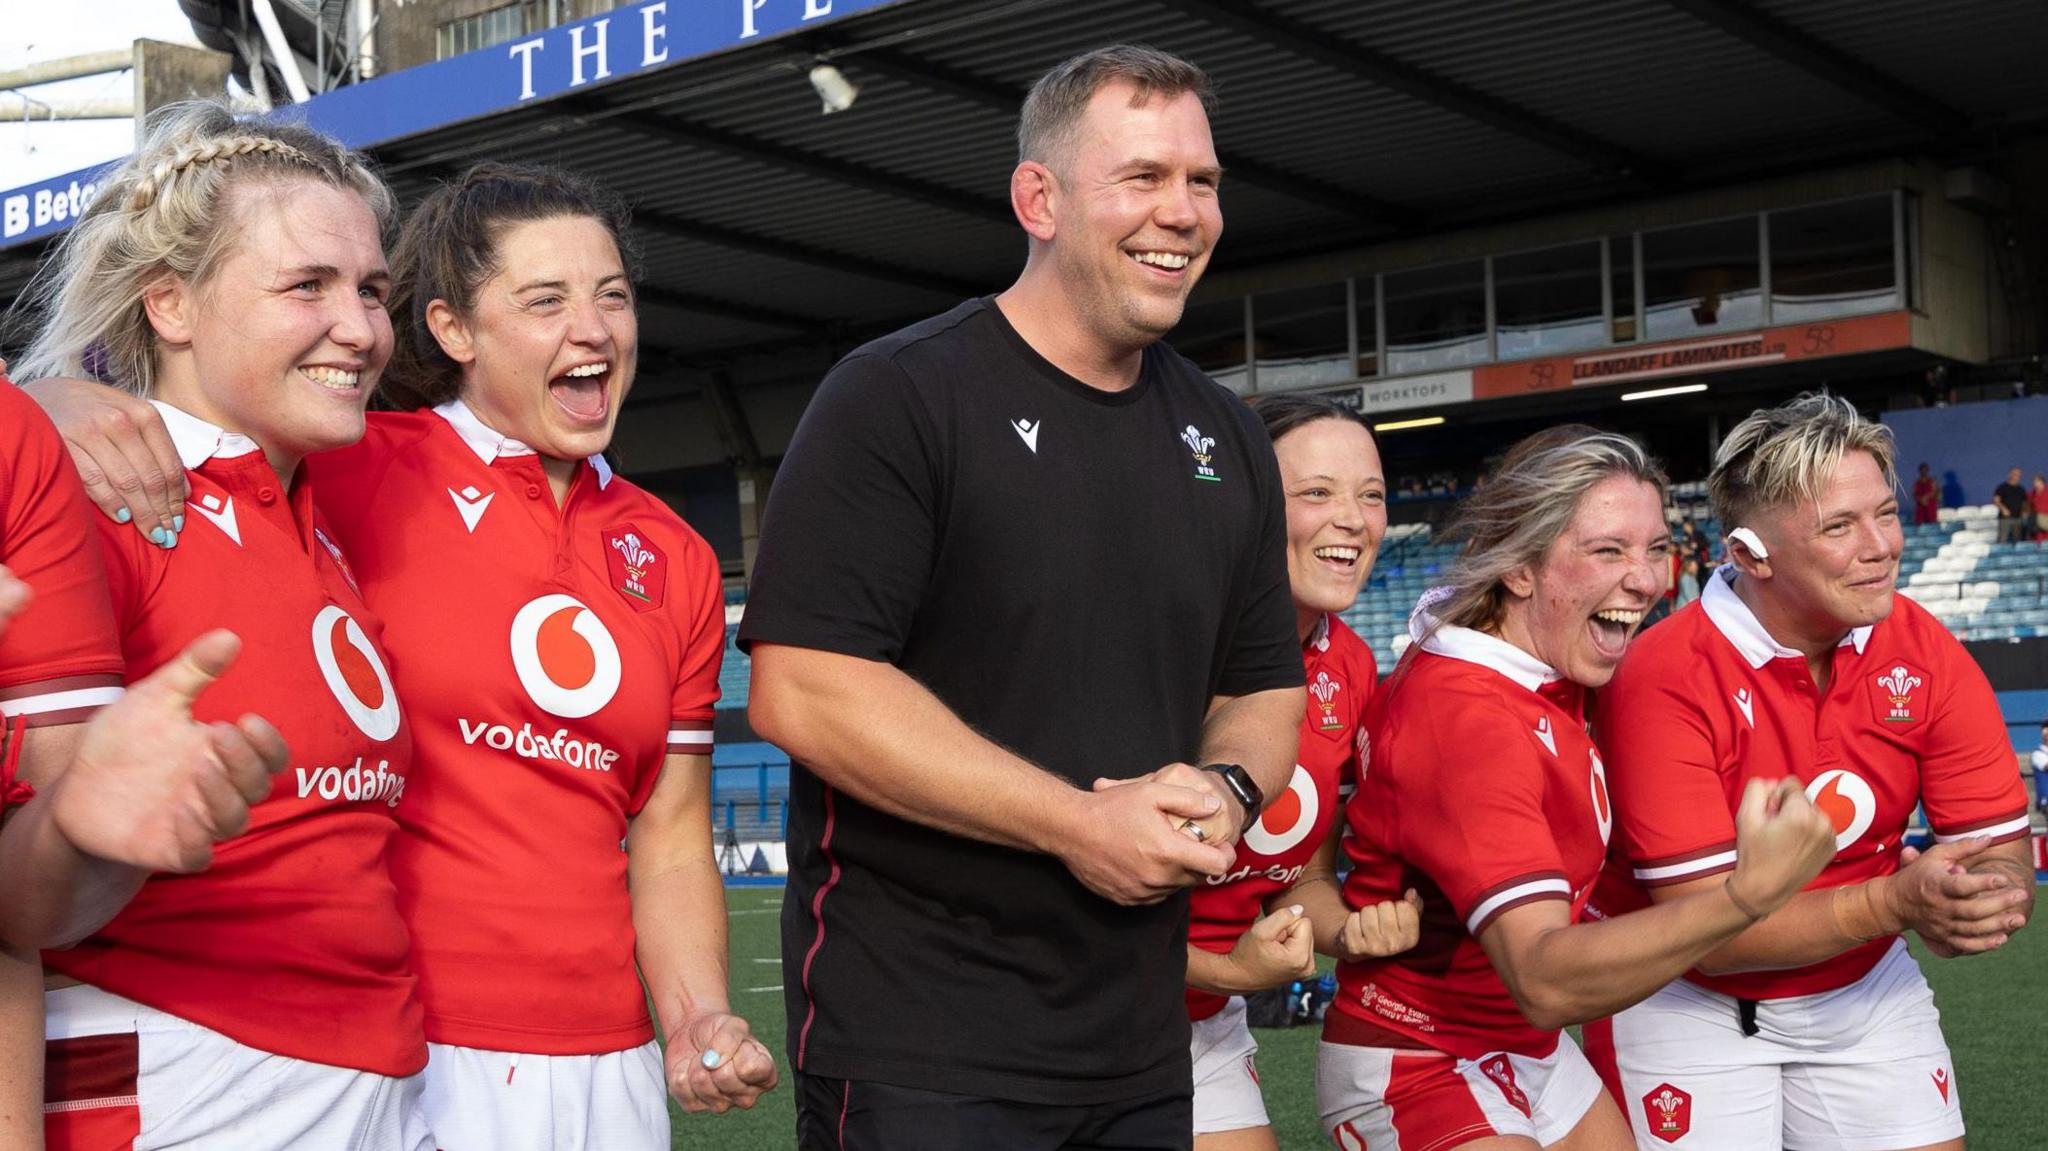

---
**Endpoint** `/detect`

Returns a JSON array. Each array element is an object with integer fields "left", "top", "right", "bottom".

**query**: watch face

[{"left": 1203, "top": 763, "right": 1260, "bottom": 829}]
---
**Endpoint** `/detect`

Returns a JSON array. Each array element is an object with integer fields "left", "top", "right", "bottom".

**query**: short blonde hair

[
  {"left": 1431, "top": 426, "right": 1667, "bottom": 635},
  {"left": 13, "top": 100, "right": 392, "bottom": 396},
  {"left": 1708, "top": 392, "right": 1896, "bottom": 529}
]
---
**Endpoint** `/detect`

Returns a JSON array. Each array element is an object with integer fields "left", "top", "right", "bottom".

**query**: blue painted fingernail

[
  {"left": 165, "top": 530, "right": 178, "bottom": 549},
  {"left": 172, "top": 513, "right": 185, "bottom": 533},
  {"left": 701, "top": 1050, "right": 722, "bottom": 1069},
  {"left": 114, "top": 506, "right": 132, "bottom": 524},
  {"left": 148, "top": 526, "right": 167, "bottom": 545}
]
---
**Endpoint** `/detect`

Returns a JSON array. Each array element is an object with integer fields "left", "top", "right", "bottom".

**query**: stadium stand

[{"left": 1899, "top": 505, "right": 2048, "bottom": 641}]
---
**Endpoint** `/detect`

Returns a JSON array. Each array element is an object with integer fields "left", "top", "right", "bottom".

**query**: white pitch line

[
  {"left": 752, "top": 957, "right": 781, "bottom": 964},
  {"left": 743, "top": 984, "right": 782, "bottom": 993}
]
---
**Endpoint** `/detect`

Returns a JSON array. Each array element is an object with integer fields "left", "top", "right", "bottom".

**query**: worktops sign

[{"left": 2, "top": 0, "right": 901, "bottom": 247}]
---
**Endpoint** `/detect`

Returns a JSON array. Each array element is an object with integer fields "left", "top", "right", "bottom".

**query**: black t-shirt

[
  {"left": 738, "top": 298, "right": 1302, "bottom": 1103},
  {"left": 1996, "top": 482, "right": 2026, "bottom": 516}
]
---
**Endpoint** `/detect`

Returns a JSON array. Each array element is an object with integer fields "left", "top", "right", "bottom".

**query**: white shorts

[
  {"left": 420, "top": 1040, "right": 669, "bottom": 1151},
  {"left": 1316, "top": 1032, "right": 1604, "bottom": 1151},
  {"left": 42, "top": 983, "right": 432, "bottom": 1151},
  {"left": 1190, "top": 997, "right": 1269, "bottom": 1135},
  {"left": 1598, "top": 939, "right": 1962, "bottom": 1151}
]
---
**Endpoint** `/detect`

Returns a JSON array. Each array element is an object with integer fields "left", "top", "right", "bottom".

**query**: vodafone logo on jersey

[
  {"left": 1242, "top": 764, "right": 1319, "bottom": 857},
  {"left": 509, "top": 594, "right": 623, "bottom": 719},
  {"left": 1807, "top": 769, "right": 1876, "bottom": 852},
  {"left": 310, "top": 605, "right": 400, "bottom": 742},
  {"left": 1589, "top": 750, "right": 1613, "bottom": 846}
]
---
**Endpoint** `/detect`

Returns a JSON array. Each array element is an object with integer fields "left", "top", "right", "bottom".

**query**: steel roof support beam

[
  {"left": 838, "top": 44, "right": 1417, "bottom": 231},
  {"left": 1159, "top": 0, "right": 1666, "bottom": 182},
  {"left": 379, "top": 148, "right": 980, "bottom": 306},
  {"left": 635, "top": 285, "right": 822, "bottom": 332},
  {"left": 1659, "top": 0, "right": 1969, "bottom": 138},
  {"left": 703, "top": 368, "right": 765, "bottom": 471},
  {"left": 632, "top": 205, "right": 984, "bottom": 299},
  {"left": 584, "top": 103, "right": 1014, "bottom": 226}
]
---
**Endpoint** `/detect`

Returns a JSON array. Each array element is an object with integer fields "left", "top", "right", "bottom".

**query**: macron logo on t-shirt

[
  {"left": 449, "top": 485, "right": 494, "bottom": 533},
  {"left": 1011, "top": 418, "right": 1039, "bottom": 454}
]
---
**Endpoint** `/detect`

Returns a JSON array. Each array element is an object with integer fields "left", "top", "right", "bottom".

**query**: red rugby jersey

[
  {"left": 0, "top": 382, "right": 124, "bottom": 735},
  {"left": 1595, "top": 568, "right": 2028, "bottom": 1000},
  {"left": 43, "top": 402, "right": 423, "bottom": 1076},
  {"left": 1186, "top": 614, "right": 1376, "bottom": 1021},
  {"left": 307, "top": 401, "right": 724, "bottom": 1054},
  {"left": 1329, "top": 613, "right": 1613, "bottom": 1060}
]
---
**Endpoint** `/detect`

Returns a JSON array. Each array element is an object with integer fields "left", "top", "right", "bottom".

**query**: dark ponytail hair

[
  {"left": 381, "top": 162, "right": 637, "bottom": 410},
  {"left": 1249, "top": 391, "right": 1378, "bottom": 449}
]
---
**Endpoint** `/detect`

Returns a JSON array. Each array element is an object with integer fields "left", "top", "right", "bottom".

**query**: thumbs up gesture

[{"left": 49, "top": 630, "right": 289, "bottom": 874}]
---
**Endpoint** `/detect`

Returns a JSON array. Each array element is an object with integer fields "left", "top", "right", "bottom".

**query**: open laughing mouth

[
  {"left": 550, "top": 361, "right": 611, "bottom": 423},
  {"left": 1588, "top": 607, "right": 1643, "bottom": 659},
  {"left": 1313, "top": 544, "right": 1361, "bottom": 570}
]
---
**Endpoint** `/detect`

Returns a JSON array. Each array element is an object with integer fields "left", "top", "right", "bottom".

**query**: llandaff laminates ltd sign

[{"left": 2, "top": 0, "right": 904, "bottom": 248}]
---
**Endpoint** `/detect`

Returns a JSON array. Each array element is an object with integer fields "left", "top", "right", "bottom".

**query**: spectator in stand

[
  {"left": 1675, "top": 518, "right": 1703, "bottom": 567},
  {"left": 1994, "top": 466, "right": 2028, "bottom": 544},
  {"left": 1912, "top": 463, "right": 1940, "bottom": 526},
  {"left": 2030, "top": 474, "right": 2048, "bottom": 541},
  {"left": 1676, "top": 556, "right": 1703, "bottom": 608},
  {"left": 2031, "top": 722, "right": 2048, "bottom": 815}
]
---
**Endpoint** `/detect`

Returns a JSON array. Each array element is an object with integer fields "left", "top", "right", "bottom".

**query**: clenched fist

[
  {"left": 1336, "top": 888, "right": 1424, "bottom": 962},
  {"left": 1727, "top": 777, "right": 1837, "bottom": 919}
]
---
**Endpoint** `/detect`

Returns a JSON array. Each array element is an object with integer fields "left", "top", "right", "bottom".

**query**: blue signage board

[{"left": 3, "top": 0, "right": 904, "bottom": 249}]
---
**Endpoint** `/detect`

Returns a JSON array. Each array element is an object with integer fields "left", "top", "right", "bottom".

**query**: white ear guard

[{"left": 1727, "top": 527, "right": 1770, "bottom": 560}]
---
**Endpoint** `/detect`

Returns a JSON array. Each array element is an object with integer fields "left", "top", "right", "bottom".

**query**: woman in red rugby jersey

[
  {"left": 13, "top": 102, "right": 432, "bottom": 1149},
  {"left": 34, "top": 163, "right": 776, "bottom": 1150},
  {"left": 1315, "top": 426, "right": 1838, "bottom": 1151},
  {"left": 1181, "top": 392, "right": 1421, "bottom": 1151}
]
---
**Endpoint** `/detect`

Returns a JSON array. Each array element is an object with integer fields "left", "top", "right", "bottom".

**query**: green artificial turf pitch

[{"left": 674, "top": 884, "right": 2047, "bottom": 1149}]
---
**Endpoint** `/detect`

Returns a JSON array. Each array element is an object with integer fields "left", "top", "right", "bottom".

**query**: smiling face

[
  {"left": 1498, "top": 475, "right": 1672, "bottom": 688},
  {"left": 153, "top": 178, "right": 392, "bottom": 478},
  {"left": 439, "top": 214, "right": 636, "bottom": 463},
  {"left": 1745, "top": 450, "right": 1903, "bottom": 640},
  {"left": 1276, "top": 418, "right": 1387, "bottom": 636},
  {"left": 1045, "top": 81, "right": 1222, "bottom": 358}
]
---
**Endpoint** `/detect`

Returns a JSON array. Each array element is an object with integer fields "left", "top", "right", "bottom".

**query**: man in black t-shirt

[
  {"left": 740, "top": 45, "right": 1304, "bottom": 1150},
  {"left": 1995, "top": 466, "right": 2028, "bottom": 543}
]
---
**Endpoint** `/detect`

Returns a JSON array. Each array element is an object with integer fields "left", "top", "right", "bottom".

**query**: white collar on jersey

[
  {"left": 149, "top": 401, "right": 262, "bottom": 469},
  {"left": 1701, "top": 565, "right": 1872, "bottom": 669},
  {"left": 1306, "top": 613, "right": 1331, "bottom": 653},
  {"left": 433, "top": 398, "right": 614, "bottom": 490},
  {"left": 1408, "top": 590, "right": 1561, "bottom": 693}
]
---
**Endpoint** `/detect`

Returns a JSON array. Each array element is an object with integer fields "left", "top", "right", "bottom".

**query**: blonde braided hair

[
  {"left": 124, "top": 135, "right": 319, "bottom": 212},
  {"left": 11, "top": 100, "right": 393, "bottom": 396}
]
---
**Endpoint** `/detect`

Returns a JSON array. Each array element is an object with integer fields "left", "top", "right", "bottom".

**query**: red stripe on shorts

[
  {"left": 1385, "top": 1054, "right": 1501, "bottom": 1151},
  {"left": 44, "top": 1032, "right": 141, "bottom": 1150}
]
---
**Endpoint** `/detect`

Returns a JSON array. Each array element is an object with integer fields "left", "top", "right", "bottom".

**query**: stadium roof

[{"left": 4, "top": 0, "right": 2044, "bottom": 443}]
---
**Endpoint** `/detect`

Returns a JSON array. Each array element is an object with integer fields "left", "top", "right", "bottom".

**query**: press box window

[
  {"left": 1383, "top": 261, "right": 1487, "bottom": 375},
  {"left": 1495, "top": 242, "right": 1605, "bottom": 360},
  {"left": 437, "top": 0, "right": 563, "bottom": 59},
  {"left": 1768, "top": 196, "right": 1900, "bottom": 323},
  {"left": 1641, "top": 217, "right": 1762, "bottom": 342},
  {"left": 1252, "top": 283, "right": 1352, "bottom": 391}
]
